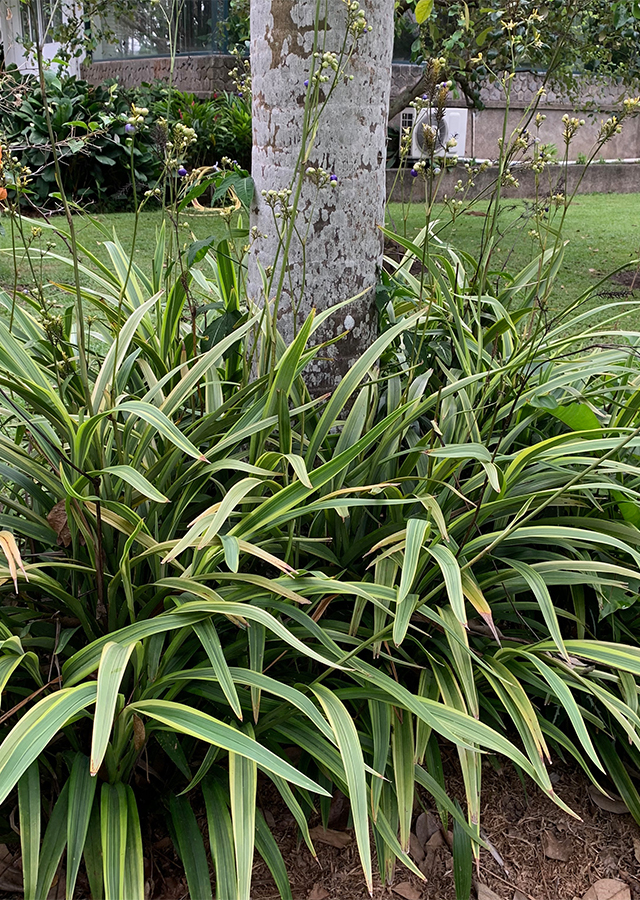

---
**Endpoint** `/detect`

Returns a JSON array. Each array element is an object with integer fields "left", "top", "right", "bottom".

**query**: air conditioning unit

[{"left": 401, "top": 107, "right": 469, "bottom": 159}]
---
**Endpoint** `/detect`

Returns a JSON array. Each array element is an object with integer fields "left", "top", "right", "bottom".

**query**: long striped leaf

[
  {"left": 311, "top": 685, "right": 373, "bottom": 893},
  {"left": 169, "top": 793, "right": 212, "bottom": 900},
  {"left": 35, "top": 781, "right": 69, "bottom": 900},
  {"left": 519, "top": 652, "right": 602, "bottom": 771},
  {"left": 192, "top": 620, "right": 242, "bottom": 719},
  {"left": 427, "top": 544, "right": 466, "bottom": 626},
  {"left": 19, "top": 761, "right": 40, "bottom": 900},
  {"left": 255, "top": 810, "right": 293, "bottom": 900},
  {"left": 92, "top": 295, "right": 159, "bottom": 412},
  {"left": 248, "top": 622, "right": 266, "bottom": 722},
  {"left": 392, "top": 710, "right": 414, "bottom": 852},
  {"left": 453, "top": 802, "right": 473, "bottom": 900},
  {"left": 123, "top": 786, "right": 144, "bottom": 900},
  {"left": 395, "top": 519, "right": 429, "bottom": 646},
  {"left": 91, "top": 641, "right": 137, "bottom": 775},
  {"left": 235, "top": 403, "right": 413, "bottom": 540},
  {"left": 507, "top": 559, "right": 567, "bottom": 658},
  {"left": 154, "top": 587, "right": 344, "bottom": 671},
  {"left": 95, "top": 465, "right": 169, "bottom": 503},
  {"left": 229, "top": 728, "right": 257, "bottom": 900},
  {"left": 62, "top": 611, "right": 210, "bottom": 686},
  {"left": 0, "top": 685, "right": 97, "bottom": 804},
  {"left": 593, "top": 734, "right": 640, "bottom": 825},
  {"left": 67, "top": 754, "right": 97, "bottom": 900},
  {"left": 203, "top": 775, "right": 238, "bottom": 900},
  {"left": 116, "top": 400, "right": 207, "bottom": 462},
  {"left": 369, "top": 699, "right": 391, "bottom": 818},
  {"left": 82, "top": 798, "right": 103, "bottom": 900},
  {"left": 101, "top": 783, "right": 128, "bottom": 900},
  {"left": 533, "top": 640, "right": 640, "bottom": 677},
  {"left": 306, "top": 310, "right": 423, "bottom": 464},
  {"left": 267, "top": 773, "right": 316, "bottom": 857},
  {"left": 129, "top": 700, "right": 330, "bottom": 795}
]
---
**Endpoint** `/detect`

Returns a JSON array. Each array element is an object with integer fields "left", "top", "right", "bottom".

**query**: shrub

[
  {"left": 0, "top": 69, "right": 252, "bottom": 211},
  {"left": 0, "top": 67, "right": 161, "bottom": 208},
  {"left": 133, "top": 81, "right": 253, "bottom": 171}
]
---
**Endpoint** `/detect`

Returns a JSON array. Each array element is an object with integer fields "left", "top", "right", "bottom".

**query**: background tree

[
  {"left": 391, "top": 0, "right": 640, "bottom": 116},
  {"left": 248, "top": 0, "right": 394, "bottom": 393}
]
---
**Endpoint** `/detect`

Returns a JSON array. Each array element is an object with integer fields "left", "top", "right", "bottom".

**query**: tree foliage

[{"left": 397, "top": 0, "right": 640, "bottom": 109}]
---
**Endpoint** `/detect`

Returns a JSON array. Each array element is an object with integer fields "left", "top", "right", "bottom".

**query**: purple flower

[
  {"left": 330, "top": 173, "right": 338, "bottom": 183},
  {"left": 177, "top": 166, "right": 188, "bottom": 177},
  {"left": 410, "top": 168, "right": 418, "bottom": 177},
  {"left": 304, "top": 80, "right": 309, "bottom": 87},
  {"left": 422, "top": 94, "right": 428, "bottom": 100},
  {"left": 125, "top": 123, "right": 136, "bottom": 134}
]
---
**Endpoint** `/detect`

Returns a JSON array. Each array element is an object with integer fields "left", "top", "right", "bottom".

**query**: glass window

[
  {"left": 21, "top": 0, "right": 64, "bottom": 45},
  {"left": 93, "top": 0, "right": 229, "bottom": 60}
]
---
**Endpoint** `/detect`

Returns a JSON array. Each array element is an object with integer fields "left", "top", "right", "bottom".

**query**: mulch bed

[
  {"left": 0, "top": 755, "right": 639, "bottom": 899},
  {"left": 250, "top": 754, "right": 640, "bottom": 900}
]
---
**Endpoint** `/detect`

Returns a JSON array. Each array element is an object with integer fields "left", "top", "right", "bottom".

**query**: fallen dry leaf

[
  {"left": 426, "top": 831, "right": 444, "bottom": 850},
  {"left": 415, "top": 810, "right": 439, "bottom": 846},
  {"left": 541, "top": 830, "right": 571, "bottom": 861},
  {"left": 582, "top": 880, "right": 631, "bottom": 900},
  {"left": 633, "top": 836, "right": 640, "bottom": 864},
  {"left": 308, "top": 826, "right": 351, "bottom": 849},
  {"left": 587, "top": 785, "right": 629, "bottom": 815},
  {"left": 308, "top": 886, "right": 330, "bottom": 900},
  {"left": 0, "top": 843, "right": 22, "bottom": 892},
  {"left": 477, "top": 884, "right": 503, "bottom": 900},
  {"left": 392, "top": 882, "right": 422, "bottom": 900},
  {"left": 409, "top": 832, "right": 425, "bottom": 863},
  {"left": 133, "top": 714, "right": 146, "bottom": 751},
  {"left": 513, "top": 892, "right": 530, "bottom": 900},
  {"left": 419, "top": 847, "right": 437, "bottom": 877},
  {"left": 47, "top": 500, "right": 72, "bottom": 548}
]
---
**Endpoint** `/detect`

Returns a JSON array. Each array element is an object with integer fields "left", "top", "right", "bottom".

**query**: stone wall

[{"left": 82, "top": 53, "right": 237, "bottom": 95}]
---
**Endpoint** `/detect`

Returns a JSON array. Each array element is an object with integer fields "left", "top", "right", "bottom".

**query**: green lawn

[
  {"left": 386, "top": 193, "right": 640, "bottom": 308},
  {"left": 1, "top": 195, "right": 639, "bottom": 319},
  {"left": 0, "top": 209, "right": 231, "bottom": 295}
]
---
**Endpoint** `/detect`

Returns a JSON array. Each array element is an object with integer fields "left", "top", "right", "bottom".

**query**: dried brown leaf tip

[{"left": 0, "top": 530, "right": 28, "bottom": 590}]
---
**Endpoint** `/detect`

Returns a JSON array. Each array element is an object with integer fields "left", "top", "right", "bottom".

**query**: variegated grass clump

[{"left": 1, "top": 202, "right": 640, "bottom": 899}]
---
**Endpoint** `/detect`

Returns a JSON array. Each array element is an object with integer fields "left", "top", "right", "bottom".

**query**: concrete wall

[
  {"left": 386, "top": 162, "right": 640, "bottom": 204},
  {"left": 82, "top": 56, "right": 640, "bottom": 161},
  {"left": 391, "top": 66, "right": 640, "bottom": 161}
]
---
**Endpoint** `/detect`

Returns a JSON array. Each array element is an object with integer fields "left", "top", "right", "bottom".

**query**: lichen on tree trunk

[{"left": 248, "top": 0, "right": 394, "bottom": 395}]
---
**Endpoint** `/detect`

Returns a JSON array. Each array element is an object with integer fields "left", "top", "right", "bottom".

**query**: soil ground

[
  {"left": 0, "top": 753, "right": 636, "bottom": 899},
  {"left": 250, "top": 756, "right": 640, "bottom": 900}
]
